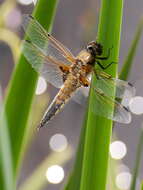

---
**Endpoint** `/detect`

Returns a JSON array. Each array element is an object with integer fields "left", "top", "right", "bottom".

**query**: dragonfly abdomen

[
  {"left": 38, "top": 98, "right": 63, "bottom": 129},
  {"left": 39, "top": 74, "right": 80, "bottom": 129}
]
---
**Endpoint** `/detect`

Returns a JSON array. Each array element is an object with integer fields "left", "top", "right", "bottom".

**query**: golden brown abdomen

[{"left": 39, "top": 74, "right": 80, "bottom": 129}]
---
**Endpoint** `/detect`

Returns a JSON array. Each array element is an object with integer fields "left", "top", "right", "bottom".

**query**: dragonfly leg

[
  {"left": 96, "top": 61, "right": 117, "bottom": 70},
  {"left": 95, "top": 46, "right": 113, "bottom": 60},
  {"left": 93, "top": 69, "right": 100, "bottom": 79}
]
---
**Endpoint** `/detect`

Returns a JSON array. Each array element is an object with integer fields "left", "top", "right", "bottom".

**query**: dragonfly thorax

[
  {"left": 77, "top": 50, "right": 94, "bottom": 64},
  {"left": 70, "top": 60, "right": 83, "bottom": 76},
  {"left": 70, "top": 58, "right": 93, "bottom": 80}
]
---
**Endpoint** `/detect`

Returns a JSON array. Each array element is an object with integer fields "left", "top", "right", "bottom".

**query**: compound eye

[{"left": 88, "top": 46, "right": 93, "bottom": 50}]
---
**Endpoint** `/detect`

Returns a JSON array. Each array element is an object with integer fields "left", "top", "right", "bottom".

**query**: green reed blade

[
  {"left": 4, "top": 0, "right": 58, "bottom": 177},
  {"left": 79, "top": 1, "right": 124, "bottom": 190},
  {"left": 119, "top": 17, "right": 143, "bottom": 80}
]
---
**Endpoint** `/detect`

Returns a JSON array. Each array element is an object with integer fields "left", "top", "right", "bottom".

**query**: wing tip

[
  {"left": 123, "top": 105, "right": 130, "bottom": 112},
  {"left": 121, "top": 105, "right": 132, "bottom": 124},
  {"left": 127, "top": 82, "right": 136, "bottom": 96},
  {"left": 125, "top": 114, "right": 132, "bottom": 124},
  {"left": 128, "top": 82, "right": 134, "bottom": 87}
]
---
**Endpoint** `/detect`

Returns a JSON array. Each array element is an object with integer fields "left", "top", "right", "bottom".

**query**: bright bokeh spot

[
  {"left": 49, "top": 134, "right": 68, "bottom": 152},
  {"left": 117, "top": 164, "right": 130, "bottom": 173},
  {"left": 18, "top": 0, "right": 33, "bottom": 5},
  {"left": 5, "top": 8, "right": 22, "bottom": 29},
  {"left": 110, "top": 141, "right": 127, "bottom": 160},
  {"left": 116, "top": 172, "right": 132, "bottom": 190},
  {"left": 46, "top": 165, "right": 64, "bottom": 184},
  {"left": 36, "top": 77, "right": 47, "bottom": 95},
  {"left": 129, "top": 96, "right": 143, "bottom": 115},
  {"left": 33, "top": 0, "right": 37, "bottom": 5}
]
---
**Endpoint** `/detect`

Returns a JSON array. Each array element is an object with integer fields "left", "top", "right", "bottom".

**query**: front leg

[
  {"left": 96, "top": 61, "right": 117, "bottom": 70},
  {"left": 95, "top": 46, "right": 113, "bottom": 60}
]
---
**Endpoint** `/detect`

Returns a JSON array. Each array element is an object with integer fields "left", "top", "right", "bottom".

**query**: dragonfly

[{"left": 22, "top": 15, "right": 136, "bottom": 129}]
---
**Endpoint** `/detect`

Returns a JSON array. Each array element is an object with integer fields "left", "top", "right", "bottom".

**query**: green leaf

[
  {"left": 64, "top": 1, "right": 124, "bottom": 190},
  {"left": 130, "top": 128, "right": 143, "bottom": 190},
  {"left": 0, "top": 87, "right": 15, "bottom": 190},
  {"left": 119, "top": 17, "right": 143, "bottom": 80},
  {"left": 4, "top": 0, "right": 58, "bottom": 177},
  {"left": 64, "top": 114, "right": 88, "bottom": 190},
  {"left": 141, "top": 181, "right": 143, "bottom": 190},
  {"left": 80, "top": 1, "right": 124, "bottom": 190}
]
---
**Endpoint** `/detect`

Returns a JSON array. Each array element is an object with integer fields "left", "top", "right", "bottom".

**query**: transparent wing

[
  {"left": 72, "top": 86, "right": 89, "bottom": 105},
  {"left": 96, "top": 69, "right": 136, "bottom": 100},
  {"left": 22, "top": 40, "right": 69, "bottom": 88},
  {"left": 72, "top": 85, "right": 131, "bottom": 123},
  {"left": 72, "top": 71, "right": 135, "bottom": 105},
  {"left": 91, "top": 87, "right": 131, "bottom": 124},
  {"left": 22, "top": 14, "right": 76, "bottom": 64},
  {"left": 72, "top": 73, "right": 133, "bottom": 123}
]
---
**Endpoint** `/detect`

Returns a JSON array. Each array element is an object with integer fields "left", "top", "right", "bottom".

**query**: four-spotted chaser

[{"left": 22, "top": 15, "right": 136, "bottom": 129}]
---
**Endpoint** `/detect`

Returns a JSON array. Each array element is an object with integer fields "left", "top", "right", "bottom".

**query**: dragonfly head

[{"left": 87, "top": 41, "right": 103, "bottom": 57}]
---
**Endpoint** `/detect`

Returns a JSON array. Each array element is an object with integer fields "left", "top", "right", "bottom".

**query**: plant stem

[
  {"left": 4, "top": 0, "right": 58, "bottom": 176},
  {"left": 130, "top": 127, "right": 143, "bottom": 190},
  {"left": 80, "top": 1, "right": 124, "bottom": 190},
  {"left": 64, "top": 115, "right": 88, "bottom": 190},
  {"left": 120, "top": 17, "right": 143, "bottom": 80},
  {"left": 0, "top": 91, "right": 15, "bottom": 190}
]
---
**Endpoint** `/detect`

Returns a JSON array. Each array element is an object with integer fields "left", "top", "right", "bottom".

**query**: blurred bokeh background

[{"left": 1, "top": 0, "right": 143, "bottom": 189}]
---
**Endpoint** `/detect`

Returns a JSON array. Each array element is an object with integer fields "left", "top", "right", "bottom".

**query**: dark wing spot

[
  {"left": 59, "top": 66, "right": 69, "bottom": 82},
  {"left": 123, "top": 106, "right": 130, "bottom": 112},
  {"left": 128, "top": 82, "right": 133, "bottom": 87}
]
